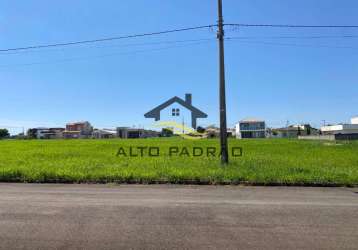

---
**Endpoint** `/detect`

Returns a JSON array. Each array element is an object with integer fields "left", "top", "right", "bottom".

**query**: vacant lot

[{"left": 0, "top": 138, "right": 357, "bottom": 186}]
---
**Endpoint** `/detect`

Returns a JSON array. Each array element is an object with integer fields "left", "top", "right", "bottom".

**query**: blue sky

[{"left": 1, "top": 0, "right": 357, "bottom": 134}]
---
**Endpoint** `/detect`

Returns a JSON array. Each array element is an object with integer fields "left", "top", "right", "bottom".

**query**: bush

[{"left": 0, "top": 129, "right": 9, "bottom": 139}]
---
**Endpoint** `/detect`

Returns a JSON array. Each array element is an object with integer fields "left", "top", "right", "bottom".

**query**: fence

[
  {"left": 299, "top": 134, "right": 358, "bottom": 141},
  {"left": 298, "top": 135, "right": 335, "bottom": 141}
]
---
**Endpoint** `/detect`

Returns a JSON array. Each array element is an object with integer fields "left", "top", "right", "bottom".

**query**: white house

[
  {"left": 236, "top": 118, "right": 266, "bottom": 139},
  {"left": 35, "top": 128, "right": 50, "bottom": 139},
  {"left": 92, "top": 129, "right": 117, "bottom": 139},
  {"left": 321, "top": 117, "right": 358, "bottom": 139},
  {"left": 351, "top": 117, "right": 358, "bottom": 125},
  {"left": 321, "top": 124, "right": 358, "bottom": 135},
  {"left": 27, "top": 127, "right": 65, "bottom": 139}
]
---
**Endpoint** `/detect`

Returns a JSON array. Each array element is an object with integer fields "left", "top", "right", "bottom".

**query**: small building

[
  {"left": 64, "top": 121, "right": 93, "bottom": 139},
  {"left": 47, "top": 128, "right": 65, "bottom": 139},
  {"left": 63, "top": 131, "right": 82, "bottom": 139},
  {"left": 227, "top": 128, "right": 236, "bottom": 137},
  {"left": 27, "top": 128, "right": 47, "bottom": 139},
  {"left": 271, "top": 124, "right": 319, "bottom": 138},
  {"left": 203, "top": 126, "right": 235, "bottom": 138},
  {"left": 27, "top": 127, "right": 65, "bottom": 139},
  {"left": 321, "top": 116, "right": 358, "bottom": 136},
  {"left": 321, "top": 124, "right": 358, "bottom": 136},
  {"left": 116, "top": 127, "right": 160, "bottom": 139},
  {"left": 92, "top": 129, "right": 117, "bottom": 139},
  {"left": 204, "top": 127, "right": 220, "bottom": 138},
  {"left": 351, "top": 117, "right": 358, "bottom": 125},
  {"left": 302, "top": 117, "right": 358, "bottom": 141},
  {"left": 66, "top": 121, "right": 93, "bottom": 134},
  {"left": 236, "top": 118, "right": 266, "bottom": 139}
]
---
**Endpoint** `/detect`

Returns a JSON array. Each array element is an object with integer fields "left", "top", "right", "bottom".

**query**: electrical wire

[
  {"left": 2, "top": 37, "right": 358, "bottom": 69},
  {"left": 225, "top": 38, "right": 358, "bottom": 49},
  {"left": 224, "top": 35, "right": 358, "bottom": 40},
  {"left": 0, "top": 39, "right": 215, "bottom": 68},
  {"left": 0, "top": 25, "right": 216, "bottom": 52},
  {"left": 0, "top": 38, "right": 215, "bottom": 56},
  {"left": 2, "top": 23, "right": 358, "bottom": 53},
  {"left": 226, "top": 23, "right": 358, "bottom": 28}
]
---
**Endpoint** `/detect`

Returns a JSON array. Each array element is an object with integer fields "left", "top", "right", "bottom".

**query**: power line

[
  {"left": 2, "top": 36, "right": 357, "bottom": 69},
  {"left": 2, "top": 35, "right": 357, "bottom": 56},
  {"left": 0, "top": 38, "right": 214, "bottom": 56},
  {"left": 2, "top": 36, "right": 358, "bottom": 69},
  {"left": 226, "top": 23, "right": 358, "bottom": 28},
  {"left": 0, "top": 40, "right": 214, "bottom": 68},
  {"left": 225, "top": 35, "right": 358, "bottom": 40},
  {"left": 2, "top": 23, "right": 358, "bottom": 53},
  {"left": 225, "top": 38, "right": 358, "bottom": 49},
  {"left": 0, "top": 25, "right": 216, "bottom": 52}
]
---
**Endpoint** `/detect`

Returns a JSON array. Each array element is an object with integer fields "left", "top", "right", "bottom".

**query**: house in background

[
  {"left": 144, "top": 93, "right": 207, "bottom": 129},
  {"left": 204, "top": 126, "right": 220, "bottom": 138},
  {"left": 320, "top": 117, "right": 358, "bottom": 140},
  {"left": 271, "top": 124, "right": 319, "bottom": 138},
  {"left": 47, "top": 128, "right": 65, "bottom": 139},
  {"left": 63, "top": 121, "right": 93, "bottom": 139},
  {"left": 116, "top": 127, "right": 160, "bottom": 139},
  {"left": 227, "top": 128, "right": 236, "bottom": 137},
  {"left": 92, "top": 129, "right": 117, "bottom": 139},
  {"left": 351, "top": 116, "right": 358, "bottom": 125},
  {"left": 236, "top": 118, "right": 266, "bottom": 139},
  {"left": 27, "top": 127, "right": 65, "bottom": 139},
  {"left": 204, "top": 126, "right": 235, "bottom": 138},
  {"left": 27, "top": 128, "right": 49, "bottom": 139}
]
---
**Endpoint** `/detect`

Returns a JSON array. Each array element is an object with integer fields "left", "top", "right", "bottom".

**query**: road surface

[{"left": 0, "top": 184, "right": 357, "bottom": 249}]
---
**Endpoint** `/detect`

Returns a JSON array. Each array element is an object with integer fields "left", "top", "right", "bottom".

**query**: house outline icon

[{"left": 144, "top": 94, "right": 207, "bottom": 129}]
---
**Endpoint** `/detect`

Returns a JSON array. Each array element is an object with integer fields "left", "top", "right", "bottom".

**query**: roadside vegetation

[
  {"left": 0, "top": 129, "right": 10, "bottom": 139},
  {"left": 0, "top": 138, "right": 357, "bottom": 186}
]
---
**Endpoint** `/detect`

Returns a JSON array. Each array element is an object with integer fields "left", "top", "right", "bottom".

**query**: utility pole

[
  {"left": 182, "top": 116, "right": 185, "bottom": 135},
  {"left": 286, "top": 120, "right": 289, "bottom": 138},
  {"left": 322, "top": 120, "right": 326, "bottom": 127},
  {"left": 217, "top": 0, "right": 229, "bottom": 164}
]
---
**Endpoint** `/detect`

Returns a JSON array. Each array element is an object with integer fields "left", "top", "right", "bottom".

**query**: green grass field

[{"left": 0, "top": 138, "right": 357, "bottom": 186}]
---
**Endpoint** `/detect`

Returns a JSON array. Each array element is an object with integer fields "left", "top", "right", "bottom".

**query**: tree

[
  {"left": 0, "top": 129, "right": 9, "bottom": 139},
  {"left": 196, "top": 126, "right": 206, "bottom": 134},
  {"left": 161, "top": 128, "right": 174, "bottom": 137}
]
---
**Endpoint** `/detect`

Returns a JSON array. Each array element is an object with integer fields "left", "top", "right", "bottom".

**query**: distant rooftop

[
  {"left": 66, "top": 121, "right": 89, "bottom": 125},
  {"left": 239, "top": 118, "right": 265, "bottom": 123}
]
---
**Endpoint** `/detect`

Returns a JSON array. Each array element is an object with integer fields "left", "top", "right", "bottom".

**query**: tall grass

[{"left": 0, "top": 138, "right": 357, "bottom": 186}]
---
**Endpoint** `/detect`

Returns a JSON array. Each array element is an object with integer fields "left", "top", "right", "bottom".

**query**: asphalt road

[{"left": 0, "top": 184, "right": 357, "bottom": 250}]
